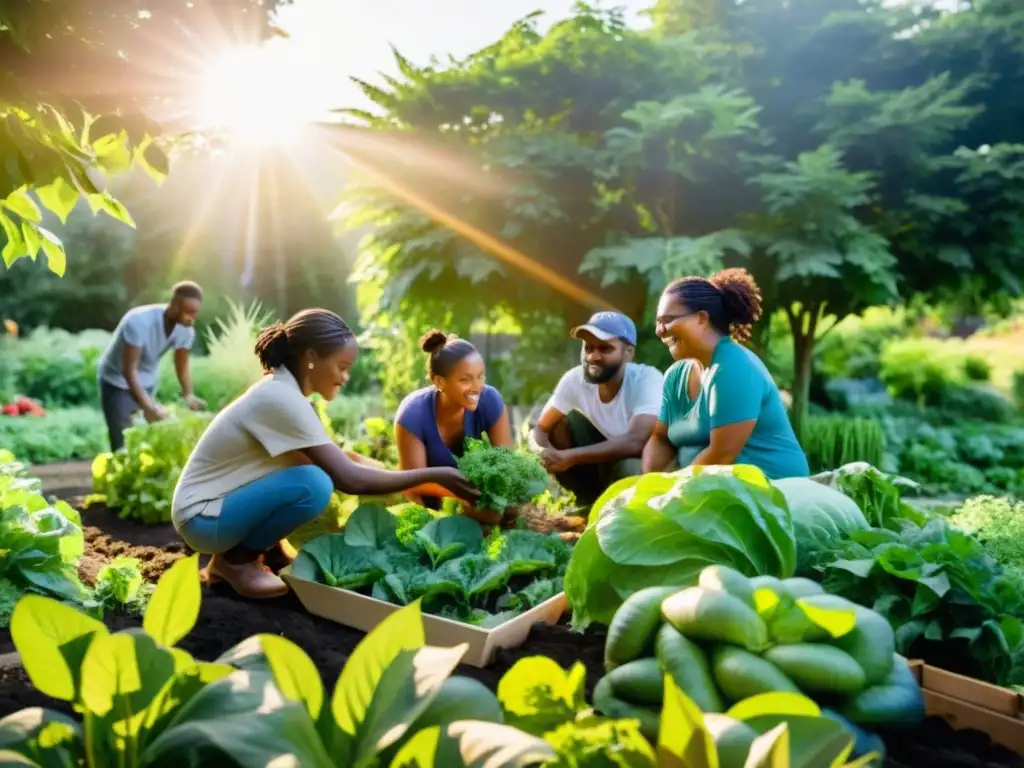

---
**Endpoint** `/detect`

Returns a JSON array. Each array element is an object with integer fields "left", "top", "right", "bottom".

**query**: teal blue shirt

[{"left": 659, "top": 338, "right": 809, "bottom": 480}]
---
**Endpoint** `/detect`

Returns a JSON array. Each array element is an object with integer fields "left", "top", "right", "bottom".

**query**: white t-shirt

[
  {"left": 171, "top": 366, "right": 334, "bottom": 528},
  {"left": 546, "top": 363, "right": 664, "bottom": 439},
  {"left": 97, "top": 304, "right": 195, "bottom": 391}
]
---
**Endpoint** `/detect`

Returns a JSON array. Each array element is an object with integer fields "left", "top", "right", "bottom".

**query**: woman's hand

[{"left": 430, "top": 467, "right": 481, "bottom": 504}]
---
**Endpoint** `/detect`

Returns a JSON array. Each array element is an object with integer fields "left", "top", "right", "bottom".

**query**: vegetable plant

[
  {"left": 565, "top": 465, "right": 798, "bottom": 629},
  {"left": 456, "top": 436, "right": 550, "bottom": 513},
  {"left": 91, "top": 411, "right": 213, "bottom": 524},
  {"left": 292, "top": 502, "right": 571, "bottom": 626},
  {"left": 594, "top": 563, "right": 923, "bottom": 761}
]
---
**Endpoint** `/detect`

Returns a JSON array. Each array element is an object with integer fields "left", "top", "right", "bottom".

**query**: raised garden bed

[{"left": 2, "top": 496, "right": 1023, "bottom": 766}]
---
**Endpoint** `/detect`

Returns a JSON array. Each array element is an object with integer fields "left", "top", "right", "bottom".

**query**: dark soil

[{"left": 1, "top": 499, "right": 1021, "bottom": 766}]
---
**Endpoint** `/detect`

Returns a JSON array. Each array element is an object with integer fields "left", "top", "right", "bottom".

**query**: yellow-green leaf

[
  {"left": 143, "top": 553, "right": 201, "bottom": 647},
  {"left": 726, "top": 693, "right": 821, "bottom": 722},
  {"left": 38, "top": 227, "right": 66, "bottom": 277},
  {"left": 658, "top": 673, "right": 716, "bottom": 768},
  {"left": 36, "top": 177, "right": 79, "bottom": 223},
  {"left": 3, "top": 188, "right": 41, "bottom": 222},
  {"left": 0, "top": 212, "right": 25, "bottom": 267},
  {"left": 744, "top": 723, "right": 790, "bottom": 768},
  {"left": 20, "top": 221, "right": 40, "bottom": 257}
]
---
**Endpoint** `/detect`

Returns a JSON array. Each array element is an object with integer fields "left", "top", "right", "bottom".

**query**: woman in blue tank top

[
  {"left": 394, "top": 329, "right": 513, "bottom": 518},
  {"left": 642, "top": 268, "right": 809, "bottom": 480}
]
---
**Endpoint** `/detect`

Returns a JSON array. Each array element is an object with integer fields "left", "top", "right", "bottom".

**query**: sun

[{"left": 196, "top": 44, "right": 323, "bottom": 146}]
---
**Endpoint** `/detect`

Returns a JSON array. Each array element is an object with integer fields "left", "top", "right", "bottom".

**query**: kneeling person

[{"left": 529, "top": 311, "right": 663, "bottom": 508}]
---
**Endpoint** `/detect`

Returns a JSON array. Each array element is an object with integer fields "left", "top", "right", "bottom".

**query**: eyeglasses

[{"left": 655, "top": 310, "right": 697, "bottom": 330}]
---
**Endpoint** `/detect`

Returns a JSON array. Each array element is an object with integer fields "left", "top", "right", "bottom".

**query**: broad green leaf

[
  {"left": 352, "top": 645, "right": 468, "bottom": 763},
  {"left": 3, "top": 190, "right": 41, "bottom": 222},
  {"left": 496, "top": 657, "right": 586, "bottom": 735},
  {"left": 332, "top": 601, "right": 427, "bottom": 737},
  {"left": 727, "top": 693, "right": 821, "bottom": 722},
  {"left": 345, "top": 503, "right": 399, "bottom": 549},
  {"left": 1, "top": 212, "right": 24, "bottom": 267},
  {"left": 0, "top": 707, "right": 82, "bottom": 767},
  {"left": 742, "top": 716, "right": 856, "bottom": 768},
  {"left": 217, "top": 634, "right": 324, "bottom": 720},
  {"left": 658, "top": 674, "right": 716, "bottom": 768},
  {"left": 87, "top": 192, "right": 136, "bottom": 228},
  {"left": 142, "top": 670, "right": 333, "bottom": 768},
  {"left": 138, "top": 142, "right": 170, "bottom": 183},
  {"left": 35, "top": 179, "right": 78, "bottom": 224},
  {"left": 143, "top": 554, "right": 201, "bottom": 648},
  {"left": 79, "top": 631, "right": 176, "bottom": 719},
  {"left": 19, "top": 222, "right": 40, "bottom": 258},
  {"left": 10, "top": 595, "right": 109, "bottom": 702},
  {"left": 389, "top": 721, "right": 554, "bottom": 768}
]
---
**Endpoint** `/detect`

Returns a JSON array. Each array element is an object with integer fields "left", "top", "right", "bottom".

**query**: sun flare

[{"left": 197, "top": 44, "right": 324, "bottom": 146}]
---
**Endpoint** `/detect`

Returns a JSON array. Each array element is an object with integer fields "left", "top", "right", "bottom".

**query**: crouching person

[
  {"left": 171, "top": 308, "right": 478, "bottom": 599},
  {"left": 529, "top": 311, "right": 663, "bottom": 509}
]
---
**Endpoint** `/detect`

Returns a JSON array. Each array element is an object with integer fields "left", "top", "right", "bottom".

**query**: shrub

[
  {"left": 6, "top": 327, "right": 112, "bottom": 408},
  {"left": 801, "top": 415, "right": 885, "bottom": 473},
  {"left": 1013, "top": 369, "right": 1024, "bottom": 414},
  {"left": 936, "top": 385, "right": 1016, "bottom": 424},
  {"left": 879, "top": 337, "right": 969, "bottom": 405},
  {"left": 963, "top": 354, "right": 993, "bottom": 382},
  {"left": 817, "top": 307, "right": 908, "bottom": 381}
]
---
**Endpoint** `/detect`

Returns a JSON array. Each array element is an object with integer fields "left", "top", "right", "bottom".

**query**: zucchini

[
  {"left": 762, "top": 644, "right": 867, "bottom": 695},
  {"left": 604, "top": 585, "right": 682, "bottom": 671},
  {"left": 837, "top": 654, "right": 924, "bottom": 729},
  {"left": 831, "top": 607, "right": 896, "bottom": 685},
  {"left": 781, "top": 577, "right": 825, "bottom": 598},
  {"left": 767, "top": 602, "right": 830, "bottom": 644},
  {"left": 662, "top": 587, "right": 769, "bottom": 652},
  {"left": 698, "top": 565, "right": 756, "bottom": 608},
  {"left": 593, "top": 675, "right": 660, "bottom": 740},
  {"left": 605, "top": 657, "right": 664, "bottom": 706},
  {"left": 711, "top": 646, "right": 800, "bottom": 701},
  {"left": 704, "top": 714, "right": 758, "bottom": 765},
  {"left": 747, "top": 575, "right": 790, "bottom": 621},
  {"left": 655, "top": 624, "right": 723, "bottom": 713}
]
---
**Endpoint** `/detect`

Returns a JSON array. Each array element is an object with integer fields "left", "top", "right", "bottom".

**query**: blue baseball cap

[{"left": 570, "top": 311, "right": 637, "bottom": 346}]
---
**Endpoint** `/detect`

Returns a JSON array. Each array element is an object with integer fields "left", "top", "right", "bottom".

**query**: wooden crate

[{"left": 907, "top": 659, "right": 1024, "bottom": 755}]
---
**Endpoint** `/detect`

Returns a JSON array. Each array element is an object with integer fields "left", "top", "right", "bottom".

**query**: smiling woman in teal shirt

[{"left": 642, "top": 268, "right": 809, "bottom": 480}]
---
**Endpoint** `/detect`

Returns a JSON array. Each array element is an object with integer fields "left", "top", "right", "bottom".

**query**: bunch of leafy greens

[
  {"left": 949, "top": 495, "right": 1024, "bottom": 570},
  {"left": 90, "top": 411, "right": 213, "bottom": 524},
  {"left": 456, "top": 437, "right": 549, "bottom": 512},
  {"left": 89, "top": 555, "right": 152, "bottom": 618},
  {"left": 292, "top": 502, "right": 572, "bottom": 626},
  {"left": 773, "top": 477, "right": 868, "bottom": 573},
  {"left": 0, "top": 451, "right": 90, "bottom": 604},
  {"left": 0, "top": 577, "right": 23, "bottom": 629},
  {"left": 565, "top": 465, "right": 797, "bottom": 630},
  {"left": 812, "top": 517, "right": 1024, "bottom": 685},
  {"left": 810, "top": 462, "right": 926, "bottom": 530}
]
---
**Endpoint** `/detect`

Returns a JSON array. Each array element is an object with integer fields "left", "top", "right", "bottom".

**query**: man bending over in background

[
  {"left": 528, "top": 311, "right": 664, "bottom": 509},
  {"left": 96, "top": 281, "right": 206, "bottom": 451}
]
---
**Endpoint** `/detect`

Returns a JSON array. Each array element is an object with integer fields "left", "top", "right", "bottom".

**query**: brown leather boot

[{"left": 204, "top": 554, "right": 289, "bottom": 599}]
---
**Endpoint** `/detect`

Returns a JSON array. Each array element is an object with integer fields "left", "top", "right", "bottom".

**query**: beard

[{"left": 583, "top": 359, "right": 623, "bottom": 384}]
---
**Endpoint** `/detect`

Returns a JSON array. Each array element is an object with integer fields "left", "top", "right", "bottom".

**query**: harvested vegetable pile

[
  {"left": 292, "top": 502, "right": 572, "bottom": 627},
  {"left": 456, "top": 437, "right": 549, "bottom": 513},
  {"left": 594, "top": 563, "right": 925, "bottom": 760}
]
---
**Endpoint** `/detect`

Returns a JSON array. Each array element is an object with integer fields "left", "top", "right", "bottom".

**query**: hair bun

[
  {"left": 710, "top": 268, "right": 763, "bottom": 327},
  {"left": 419, "top": 329, "right": 449, "bottom": 355},
  {"left": 254, "top": 322, "right": 290, "bottom": 370}
]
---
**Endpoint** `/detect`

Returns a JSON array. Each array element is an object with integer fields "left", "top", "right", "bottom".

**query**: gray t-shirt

[{"left": 97, "top": 304, "right": 195, "bottom": 391}]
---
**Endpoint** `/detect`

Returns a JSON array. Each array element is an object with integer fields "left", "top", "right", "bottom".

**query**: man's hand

[
  {"left": 183, "top": 394, "right": 206, "bottom": 411},
  {"left": 144, "top": 405, "right": 169, "bottom": 423},
  {"left": 541, "top": 448, "right": 575, "bottom": 474},
  {"left": 431, "top": 467, "right": 481, "bottom": 505}
]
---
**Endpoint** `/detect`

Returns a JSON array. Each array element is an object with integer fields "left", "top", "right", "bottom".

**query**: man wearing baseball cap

[{"left": 528, "top": 310, "right": 664, "bottom": 508}]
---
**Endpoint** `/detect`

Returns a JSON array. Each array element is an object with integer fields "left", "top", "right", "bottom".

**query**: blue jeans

[{"left": 180, "top": 465, "right": 333, "bottom": 554}]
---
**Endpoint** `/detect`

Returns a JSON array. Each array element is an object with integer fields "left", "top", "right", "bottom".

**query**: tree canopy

[{"left": 340, "top": 0, "right": 1024, "bottom": 427}]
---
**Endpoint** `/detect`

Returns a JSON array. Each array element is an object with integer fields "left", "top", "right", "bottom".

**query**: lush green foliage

[
  {"left": 773, "top": 478, "right": 869, "bottom": 572},
  {"left": 0, "top": 407, "right": 107, "bottom": 463},
  {"left": 293, "top": 503, "right": 571, "bottom": 626},
  {"left": 565, "top": 465, "right": 797, "bottom": 629},
  {"left": 800, "top": 416, "right": 885, "bottom": 475},
  {"left": 456, "top": 437, "right": 550, "bottom": 513},
  {"left": 90, "top": 412, "right": 214, "bottom": 524},
  {"left": 950, "top": 496, "right": 1024, "bottom": 571}
]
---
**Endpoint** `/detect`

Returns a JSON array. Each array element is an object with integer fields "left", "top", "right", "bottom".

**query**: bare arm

[
  {"left": 642, "top": 421, "right": 677, "bottom": 473},
  {"left": 528, "top": 405, "right": 564, "bottom": 453},
  {"left": 689, "top": 420, "right": 756, "bottom": 468},
  {"left": 394, "top": 422, "right": 463, "bottom": 502},
  {"left": 121, "top": 343, "right": 157, "bottom": 414},
  {"left": 173, "top": 347, "right": 194, "bottom": 399},
  {"left": 486, "top": 406, "right": 514, "bottom": 449},
  {"left": 300, "top": 442, "right": 478, "bottom": 501}
]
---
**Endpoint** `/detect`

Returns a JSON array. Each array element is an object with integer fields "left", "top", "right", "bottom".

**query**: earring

[{"left": 308, "top": 362, "right": 314, "bottom": 370}]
